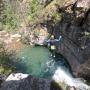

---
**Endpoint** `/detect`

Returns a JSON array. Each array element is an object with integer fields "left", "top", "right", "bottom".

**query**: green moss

[
  {"left": 0, "top": 43, "right": 16, "bottom": 75},
  {"left": 0, "top": 66, "right": 4, "bottom": 74},
  {"left": 52, "top": 12, "right": 62, "bottom": 23},
  {"left": 27, "top": 0, "right": 44, "bottom": 23},
  {"left": 54, "top": 81, "right": 70, "bottom": 90},
  {"left": 4, "top": 67, "right": 13, "bottom": 75},
  {"left": 0, "top": 66, "right": 15, "bottom": 75},
  {"left": 3, "top": 6, "right": 19, "bottom": 31}
]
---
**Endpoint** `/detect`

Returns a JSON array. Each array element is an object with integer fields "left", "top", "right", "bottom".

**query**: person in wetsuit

[{"left": 46, "top": 35, "right": 62, "bottom": 57}]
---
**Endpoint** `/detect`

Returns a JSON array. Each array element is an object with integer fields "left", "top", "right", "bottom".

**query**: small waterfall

[
  {"left": 52, "top": 67, "right": 90, "bottom": 90},
  {"left": 15, "top": 45, "right": 90, "bottom": 90}
]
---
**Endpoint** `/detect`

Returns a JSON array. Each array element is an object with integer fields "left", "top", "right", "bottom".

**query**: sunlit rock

[{"left": 6, "top": 73, "right": 29, "bottom": 81}]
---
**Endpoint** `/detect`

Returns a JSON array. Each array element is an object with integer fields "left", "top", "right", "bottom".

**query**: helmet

[{"left": 51, "top": 35, "right": 54, "bottom": 39}]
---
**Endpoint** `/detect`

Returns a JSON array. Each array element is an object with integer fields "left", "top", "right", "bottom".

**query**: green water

[{"left": 16, "top": 45, "right": 70, "bottom": 78}]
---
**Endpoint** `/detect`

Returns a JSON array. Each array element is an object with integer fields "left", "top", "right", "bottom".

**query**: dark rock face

[
  {"left": 50, "top": 0, "right": 90, "bottom": 80},
  {"left": 0, "top": 74, "right": 5, "bottom": 87},
  {"left": 0, "top": 75, "right": 62, "bottom": 90},
  {"left": 0, "top": 75, "right": 51, "bottom": 90},
  {"left": 77, "top": 60, "right": 90, "bottom": 82},
  {"left": 39, "top": 0, "right": 53, "bottom": 7}
]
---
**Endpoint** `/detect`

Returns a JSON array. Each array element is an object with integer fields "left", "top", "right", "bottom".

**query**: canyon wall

[{"left": 51, "top": 0, "right": 90, "bottom": 81}]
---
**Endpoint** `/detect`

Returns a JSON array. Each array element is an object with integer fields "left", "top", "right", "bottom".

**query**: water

[
  {"left": 53, "top": 67, "right": 90, "bottom": 90},
  {"left": 15, "top": 45, "right": 70, "bottom": 79},
  {"left": 15, "top": 45, "right": 90, "bottom": 89}
]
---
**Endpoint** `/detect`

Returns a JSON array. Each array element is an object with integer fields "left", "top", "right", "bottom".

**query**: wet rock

[
  {"left": 0, "top": 74, "right": 5, "bottom": 87},
  {"left": 0, "top": 73, "right": 62, "bottom": 90},
  {"left": 77, "top": 59, "right": 90, "bottom": 82},
  {"left": 0, "top": 73, "right": 51, "bottom": 90}
]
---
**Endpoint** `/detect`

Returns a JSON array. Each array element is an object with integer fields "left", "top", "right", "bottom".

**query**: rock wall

[
  {"left": 51, "top": 0, "right": 90, "bottom": 81},
  {"left": 38, "top": 0, "right": 90, "bottom": 81}
]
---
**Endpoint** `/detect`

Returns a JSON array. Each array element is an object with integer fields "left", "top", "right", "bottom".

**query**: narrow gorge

[{"left": 0, "top": 0, "right": 90, "bottom": 90}]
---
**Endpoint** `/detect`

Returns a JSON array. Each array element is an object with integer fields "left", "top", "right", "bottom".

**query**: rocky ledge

[
  {"left": 0, "top": 72, "right": 90, "bottom": 90},
  {"left": 0, "top": 73, "right": 62, "bottom": 90}
]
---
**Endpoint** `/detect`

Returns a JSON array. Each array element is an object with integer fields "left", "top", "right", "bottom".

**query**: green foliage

[
  {"left": 0, "top": 66, "right": 13, "bottom": 75},
  {"left": 0, "top": 0, "right": 4, "bottom": 31},
  {"left": 27, "top": 0, "right": 43, "bottom": 22},
  {"left": 1, "top": 0, "right": 64, "bottom": 31},
  {"left": 0, "top": 44, "right": 10, "bottom": 66},
  {"left": 30, "top": 0, "right": 39, "bottom": 14},
  {"left": 52, "top": 12, "right": 62, "bottom": 23},
  {"left": 3, "top": 4, "right": 18, "bottom": 31},
  {"left": 1, "top": 0, "right": 44, "bottom": 30},
  {"left": 0, "top": 43, "right": 15, "bottom": 75}
]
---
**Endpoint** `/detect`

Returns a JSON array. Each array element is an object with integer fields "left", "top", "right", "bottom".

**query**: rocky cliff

[
  {"left": 0, "top": 0, "right": 90, "bottom": 89},
  {"left": 50, "top": 0, "right": 90, "bottom": 81}
]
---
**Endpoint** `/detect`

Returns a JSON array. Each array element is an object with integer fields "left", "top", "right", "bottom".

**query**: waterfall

[{"left": 52, "top": 67, "right": 90, "bottom": 90}]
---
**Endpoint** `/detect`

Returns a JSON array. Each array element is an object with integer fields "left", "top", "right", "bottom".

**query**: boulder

[{"left": 0, "top": 73, "right": 62, "bottom": 90}]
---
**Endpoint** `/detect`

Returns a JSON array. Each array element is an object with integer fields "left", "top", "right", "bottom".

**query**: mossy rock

[
  {"left": 52, "top": 12, "right": 62, "bottom": 23},
  {"left": 0, "top": 66, "right": 15, "bottom": 76},
  {"left": 0, "top": 66, "right": 4, "bottom": 74}
]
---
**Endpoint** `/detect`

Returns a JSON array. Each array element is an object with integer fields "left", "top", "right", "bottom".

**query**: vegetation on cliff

[
  {"left": 0, "top": 0, "right": 66, "bottom": 32},
  {"left": 0, "top": 0, "right": 90, "bottom": 88},
  {"left": 0, "top": 43, "right": 16, "bottom": 75}
]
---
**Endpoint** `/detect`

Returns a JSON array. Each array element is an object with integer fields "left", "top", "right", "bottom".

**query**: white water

[
  {"left": 53, "top": 67, "right": 90, "bottom": 90},
  {"left": 15, "top": 45, "right": 90, "bottom": 90}
]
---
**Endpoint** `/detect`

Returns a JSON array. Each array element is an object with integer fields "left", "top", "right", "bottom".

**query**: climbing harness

[{"left": 51, "top": 45, "right": 56, "bottom": 50}]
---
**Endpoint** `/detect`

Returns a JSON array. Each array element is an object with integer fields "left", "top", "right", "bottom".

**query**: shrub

[
  {"left": 0, "top": 43, "right": 16, "bottom": 75},
  {"left": 3, "top": 5, "right": 18, "bottom": 31},
  {"left": 27, "top": 0, "right": 43, "bottom": 23},
  {"left": 52, "top": 12, "right": 62, "bottom": 23}
]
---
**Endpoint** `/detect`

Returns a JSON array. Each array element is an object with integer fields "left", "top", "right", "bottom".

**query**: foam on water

[
  {"left": 16, "top": 45, "right": 90, "bottom": 90},
  {"left": 53, "top": 67, "right": 90, "bottom": 90}
]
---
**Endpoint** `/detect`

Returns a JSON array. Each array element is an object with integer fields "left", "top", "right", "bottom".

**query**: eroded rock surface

[
  {"left": 0, "top": 73, "right": 62, "bottom": 90},
  {"left": 46, "top": 0, "right": 90, "bottom": 80}
]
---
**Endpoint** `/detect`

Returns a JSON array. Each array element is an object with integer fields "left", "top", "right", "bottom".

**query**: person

[{"left": 46, "top": 35, "right": 62, "bottom": 57}]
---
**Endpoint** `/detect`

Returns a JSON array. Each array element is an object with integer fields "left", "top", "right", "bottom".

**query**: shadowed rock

[{"left": 0, "top": 73, "right": 62, "bottom": 90}]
